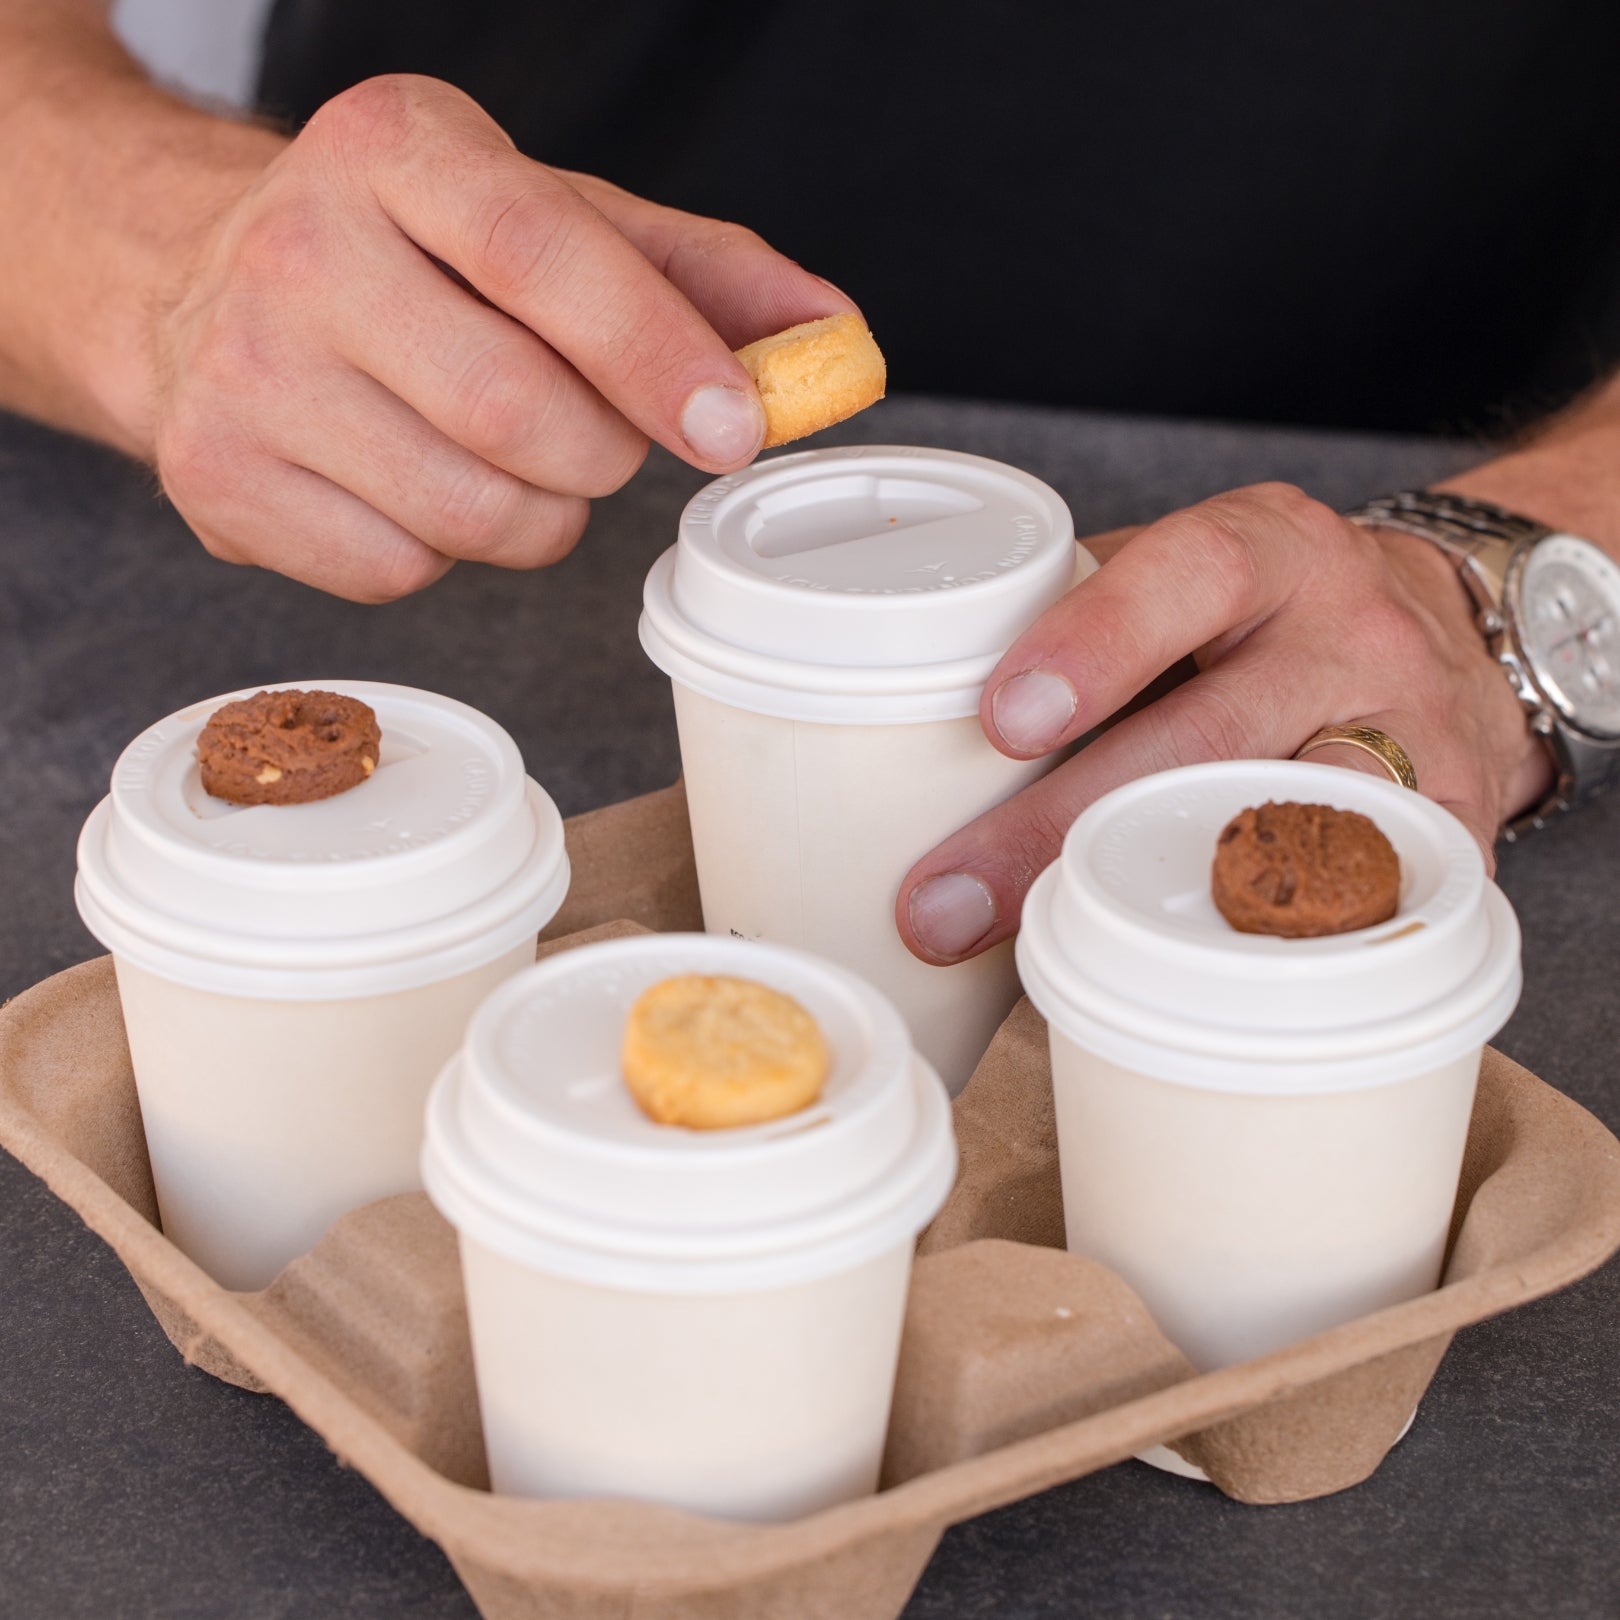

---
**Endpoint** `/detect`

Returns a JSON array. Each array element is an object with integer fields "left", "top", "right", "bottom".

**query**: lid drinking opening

[{"left": 743, "top": 475, "right": 983, "bottom": 559}]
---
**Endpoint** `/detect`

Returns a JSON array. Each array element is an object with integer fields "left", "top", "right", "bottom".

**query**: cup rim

[
  {"left": 640, "top": 553, "right": 997, "bottom": 723},
  {"left": 426, "top": 1053, "right": 957, "bottom": 1292},
  {"left": 1019, "top": 864, "right": 1523, "bottom": 1092},
  {"left": 421, "top": 934, "right": 959, "bottom": 1291},
  {"left": 77, "top": 781, "right": 569, "bottom": 998},
  {"left": 640, "top": 445, "right": 1087, "bottom": 724}
]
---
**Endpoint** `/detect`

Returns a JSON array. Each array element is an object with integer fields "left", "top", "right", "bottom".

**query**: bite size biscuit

[
  {"left": 622, "top": 973, "right": 830, "bottom": 1130},
  {"left": 197, "top": 689, "right": 381, "bottom": 806},
  {"left": 1212, "top": 801, "right": 1400, "bottom": 938},
  {"left": 735, "top": 313, "right": 886, "bottom": 448}
]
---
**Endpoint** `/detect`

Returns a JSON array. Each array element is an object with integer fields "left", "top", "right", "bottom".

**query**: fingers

[
  {"left": 322, "top": 224, "right": 649, "bottom": 500},
  {"left": 269, "top": 366, "right": 592, "bottom": 570},
  {"left": 898, "top": 501, "right": 1528, "bottom": 966},
  {"left": 155, "top": 71, "right": 869, "bottom": 599},
  {"left": 901, "top": 686, "right": 1498, "bottom": 966},
  {"left": 163, "top": 355, "right": 591, "bottom": 591},
  {"left": 316, "top": 77, "right": 774, "bottom": 471},
  {"left": 174, "top": 456, "right": 454, "bottom": 604},
  {"left": 1069, "top": 524, "right": 1143, "bottom": 571},
  {"left": 900, "top": 644, "right": 1334, "bottom": 963},
  {"left": 1296, "top": 708, "right": 1500, "bottom": 872},
  {"left": 979, "top": 484, "right": 1335, "bottom": 757},
  {"left": 559, "top": 169, "right": 857, "bottom": 347}
]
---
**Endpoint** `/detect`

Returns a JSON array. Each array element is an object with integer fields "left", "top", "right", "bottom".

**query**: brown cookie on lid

[
  {"left": 1212, "top": 800, "right": 1400, "bottom": 938},
  {"left": 197, "top": 689, "right": 380, "bottom": 806}
]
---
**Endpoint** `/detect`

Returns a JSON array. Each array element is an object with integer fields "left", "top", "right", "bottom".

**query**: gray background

[{"left": 2, "top": 396, "right": 1617, "bottom": 1618}]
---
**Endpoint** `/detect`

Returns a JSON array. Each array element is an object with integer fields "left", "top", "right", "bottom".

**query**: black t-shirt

[{"left": 258, "top": 1, "right": 1620, "bottom": 435}]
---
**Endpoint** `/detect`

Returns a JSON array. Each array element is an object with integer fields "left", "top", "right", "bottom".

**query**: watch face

[{"left": 1513, "top": 535, "right": 1620, "bottom": 739}]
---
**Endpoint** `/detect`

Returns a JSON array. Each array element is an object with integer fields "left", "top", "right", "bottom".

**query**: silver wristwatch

[{"left": 1345, "top": 490, "right": 1620, "bottom": 838}]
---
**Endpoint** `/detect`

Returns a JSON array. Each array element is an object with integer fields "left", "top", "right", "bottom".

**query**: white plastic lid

[
  {"left": 639, "top": 445, "right": 1089, "bottom": 722},
  {"left": 1016, "top": 761, "right": 1522, "bottom": 1092},
  {"left": 75, "top": 681, "right": 569, "bottom": 999},
  {"left": 422, "top": 933, "right": 958, "bottom": 1292}
]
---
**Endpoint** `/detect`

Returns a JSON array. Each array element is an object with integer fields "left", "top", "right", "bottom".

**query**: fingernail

[
  {"left": 991, "top": 669, "right": 1077, "bottom": 754},
  {"left": 680, "top": 385, "right": 764, "bottom": 466},
  {"left": 909, "top": 872, "right": 997, "bottom": 962}
]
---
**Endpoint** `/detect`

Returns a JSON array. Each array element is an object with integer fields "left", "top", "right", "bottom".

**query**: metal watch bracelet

[{"left": 1343, "top": 490, "right": 1620, "bottom": 839}]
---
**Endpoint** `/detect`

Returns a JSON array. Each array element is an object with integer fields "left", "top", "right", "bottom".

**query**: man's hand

[
  {"left": 148, "top": 77, "right": 851, "bottom": 600},
  {"left": 0, "top": 14, "right": 852, "bottom": 600},
  {"left": 897, "top": 481, "right": 1555, "bottom": 965}
]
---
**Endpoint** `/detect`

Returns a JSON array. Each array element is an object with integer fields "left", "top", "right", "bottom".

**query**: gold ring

[{"left": 1293, "top": 724, "right": 1418, "bottom": 790}]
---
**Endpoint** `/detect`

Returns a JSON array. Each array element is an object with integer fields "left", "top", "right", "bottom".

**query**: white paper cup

[
  {"left": 422, "top": 933, "right": 957, "bottom": 1521},
  {"left": 640, "top": 446, "right": 1094, "bottom": 1094},
  {"left": 1017, "top": 760, "right": 1522, "bottom": 1374},
  {"left": 75, "top": 681, "right": 569, "bottom": 1290}
]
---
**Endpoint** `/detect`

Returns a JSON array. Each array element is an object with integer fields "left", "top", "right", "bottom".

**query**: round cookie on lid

[
  {"left": 197, "top": 688, "right": 381, "bottom": 806},
  {"left": 1212, "top": 800, "right": 1400, "bottom": 938},
  {"left": 622, "top": 973, "right": 831, "bottom": 1129}
]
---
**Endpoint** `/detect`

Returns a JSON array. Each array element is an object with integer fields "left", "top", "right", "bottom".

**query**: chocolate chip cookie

[
  {"left": 1212, "top": 800, "right": 1400, "bottom": 938},
  {"left": 197, "top": 689, "right": 380, "bottom": 806}
]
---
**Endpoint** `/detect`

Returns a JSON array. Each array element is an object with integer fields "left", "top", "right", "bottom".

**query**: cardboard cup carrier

[
  {"left": 5, "top": 783, "right": 1620, "bottom": 1620},
  {"left": 1018, "top": 759, "right": 1522, "bottom": 1470},
  {"left": 422, "top": 932, "right": 957, "bottom": 1520},
  {"left": 640, "top": 446, "right": 1093, "bottom": 1095},
  {"left": 73, "top": 681, "right": 569, "bottom": 1290}
]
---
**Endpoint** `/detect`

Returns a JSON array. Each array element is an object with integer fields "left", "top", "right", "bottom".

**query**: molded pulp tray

[{"left": 4, "top": 783, "right": 1619, "bottom": 1620}]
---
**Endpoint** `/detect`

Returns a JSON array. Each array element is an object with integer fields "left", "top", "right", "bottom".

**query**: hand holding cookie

[{"left": 141, "top": 77, "right": 858, "bottom": 601}]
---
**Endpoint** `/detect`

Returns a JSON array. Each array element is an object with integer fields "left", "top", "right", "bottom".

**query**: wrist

[
  {"left": 1433, "top": 373, "right": 1620, "bottom": 553},
  {"left": 0, "top": 42, "right": 285, "bottom": 457},
  {"left": 1360, "top": 519, "right": 1555, "bottom": 827}
]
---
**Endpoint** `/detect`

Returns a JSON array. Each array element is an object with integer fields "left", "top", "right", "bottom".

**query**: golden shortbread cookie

[
  {"left": 621, "top": 973, "right": 830, "bottom": 1129},
  {"left": 734, "top": 313, "right": 887, "bottom": 448}
]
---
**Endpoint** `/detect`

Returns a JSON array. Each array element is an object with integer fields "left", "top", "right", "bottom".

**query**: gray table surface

[{"left": 2, "top": 395, "right": 1616, "bottom": 1620}]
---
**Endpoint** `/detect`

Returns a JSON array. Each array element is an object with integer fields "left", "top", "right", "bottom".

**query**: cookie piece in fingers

[
  {"left": 735, "top": 313, "right": 886, "bottom": 447},
  {"left": 1212, "top": 800, "right": 1400, "bottom": 937},
  {"left": 622, "top": 973, "right": 830, "bottom": 1129},
  {"left": 197, "top": 689, "right": 381, "bottom": 806}
]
